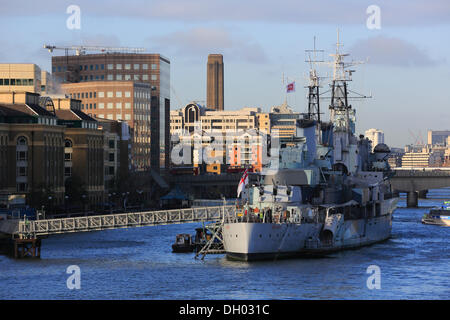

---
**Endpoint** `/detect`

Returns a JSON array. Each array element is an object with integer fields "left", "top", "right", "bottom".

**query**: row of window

[
  {"left": 106, "top": 63, "right": 157, "bottom": 70},
  {"left": 76, "top": 74, "right": 158, "bottom": 82},
  {"left": 0, "top": 78, "right": 34, "bottom": 86},
  {"left": 54, "top": 63, "right": 158, "bottom": 73},
  {"left": 97, "top": 113, "right": 132, "bottom": 121}
]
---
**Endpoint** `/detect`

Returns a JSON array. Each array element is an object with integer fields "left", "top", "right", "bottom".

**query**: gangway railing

[{"left": 16, "top": 205, "right": 237, "bottom": 238}]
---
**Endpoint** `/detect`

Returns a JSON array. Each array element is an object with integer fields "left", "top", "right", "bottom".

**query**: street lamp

[
  {"left": 81, "top": 194, "right": 86, "bottom": 215},
  {"left": 65, "top": 195, "right": 69, "bottom": 215},
  {"left": 48, "top": 196, "right": 52, "bottom": 215}
]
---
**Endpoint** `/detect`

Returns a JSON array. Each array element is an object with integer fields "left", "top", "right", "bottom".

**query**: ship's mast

[
  {"left": 327, "top": 30, "right": 364, "bottom": 134},
  {"left": 305, "top": 37, "right": 324, "bottom": 122}
]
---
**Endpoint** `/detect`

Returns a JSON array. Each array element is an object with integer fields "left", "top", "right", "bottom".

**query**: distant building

[
  {"left": 206, "top": 54, "right": 224, "bottom": 111},
  {"left": 388, "top": 147, "right": 404, "bottom": 168},
  {"left": 0, "top": 92, "right": 65, "bottom": 206},
  {"left": 170, "top": 103, "right": 275, "bottom": 174},
  {"left": 269, "top": 101, "right": 301, "bottom": 142},
  {"left": 61, "top": 81, "right": 158, "bottom": 172},
  {"left": 54, "top": 97, "right": 104, "bottom": 205},
  {"left": 427, "top": 130, "right": 450, "bottom": 146},
  {"left": 0, "top": 64, "right": 42, "bottom": 94},
  {"left": 51, "top": 52, "right": 170, "bottom": 169},
  {"left": 365, "top": 128, "right": 384, "bottom": 151}
]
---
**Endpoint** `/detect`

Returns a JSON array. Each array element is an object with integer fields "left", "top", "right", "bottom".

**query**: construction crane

[{"left": 43, "top": 44, "right": 145, "bottom": 56}]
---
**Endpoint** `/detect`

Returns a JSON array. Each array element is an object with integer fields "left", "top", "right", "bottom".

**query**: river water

[{"left": 0, "top": 194, "right": 449, "bottom": 300}]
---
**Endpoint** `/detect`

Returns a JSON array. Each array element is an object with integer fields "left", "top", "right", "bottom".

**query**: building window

[
  {"left": 64, "top": 167, "right": 72, "bottom": 177},
  {"left": 109, "top": 153, "right": 115, "bottom": 161},
  {"left": 107, "top": 75, "right": 113, "bottom": 80},
  {"left": 107, "top": 114, "right": 113, "bottom": 120},
  {"left": 125, "top": 103, "right": 131, "bottom": 109},
  {"left": 125, "top": 91, "right": 131, "bottom": 97},
  {"left": 116, "top": 64, "right": 122, "bottom": 70},
  {"left": 16, "top": 183, "right": 27, "bottom": 192},
  {"left": 107, "top": 91, "right": 113, "bottom": 98},
  {"left": 125, "top": 114, "right": 131, "bottom": 120},
  {"left": 107, "top": 103, "right": 113, "bottom": 109},
  {"left": 134, "top": 75, "right": 140, "bottom": 81},
  {"left": 151, "top": 75, "right": 157, "bottom": 81},
  {"left": 143, "top": 64, "right": 148, "bottom": 70},
  {"left": 116, "top": 74, "right": 123, "bottom": 80},
  {"left": 18, "top": 166, "right": 27, "bottom": 176},
  {"left": 99, "top": 103, "right": 104, "bottom": 109},
  {"left": 134, "top": 64, "right": 139, "bottom": 70},
  {"left": 109, "top": 140, "right": 115, "bottom": 148},
  {"left": 116, "top": 102, "right": 122, "bottom": 109},
  {"left": 116, "top": 91, "right": 122, "bottom": 98},
  {"left": 151, "top": 64, "right": 157, "bottom": 70},
  {"left": 125, "top": 64, "right": 131, "bottom": 70},
  {"left": 142, "top": 74, "right": 148, "bottom": 81},
  {"left": 107, "top": 64, "right": 113, "bottom": 70}
]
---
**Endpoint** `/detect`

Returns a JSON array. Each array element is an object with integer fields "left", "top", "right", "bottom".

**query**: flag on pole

[
  {"left": 237, "top": 168, "right": 249, "bottom": 198},
  {"left": 286, "top": 81, "right": 295, "bottom": 93}
]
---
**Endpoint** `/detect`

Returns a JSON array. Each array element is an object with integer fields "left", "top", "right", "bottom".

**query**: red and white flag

[
  {"left": 286, "top": 81, "right": 295, "bottom": 93},
  {"left": 237, "top": 169, "right": 249, "bottom": 198}
]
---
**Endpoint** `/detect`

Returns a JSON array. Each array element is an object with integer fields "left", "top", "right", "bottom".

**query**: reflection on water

[{"left": 1, "top": 196, "right": 449, "bottom": 300}]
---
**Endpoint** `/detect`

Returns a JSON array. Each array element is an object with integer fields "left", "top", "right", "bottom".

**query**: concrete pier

[{"left": 407, "top": 191, "right": 419, "bottom": 208}]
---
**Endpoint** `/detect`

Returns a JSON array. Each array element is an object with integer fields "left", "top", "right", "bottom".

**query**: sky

[{"left": 1, "top": 0, "right": 449, "bottom": 147}]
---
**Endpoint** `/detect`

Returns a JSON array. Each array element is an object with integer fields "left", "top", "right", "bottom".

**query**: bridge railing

[{"left": 16, "top": 205, "right": 237, "bottom": 238}]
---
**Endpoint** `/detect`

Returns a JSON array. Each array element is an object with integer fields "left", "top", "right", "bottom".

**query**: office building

[
  {"left": 427, "top": 130, "right": 450, "bottom": 146},
  {"left": 0, "top": 64, "right": 42, "bottom": 94},
  {"left": 269, "top": 101, "right": 301, "bottom": 142},
  {"left": 61, "top": 81, "right": 157, "bottom": 171},
  {"left": 365, "top": 128, "right": 385, "bottom": 151},
  {"left": 51, "top": 52, "right": 170, "bottom": 169}
]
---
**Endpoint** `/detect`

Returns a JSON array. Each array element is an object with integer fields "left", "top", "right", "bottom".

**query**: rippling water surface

[{"left": 1, "top": 194, "right": 449, "bottom": 300}]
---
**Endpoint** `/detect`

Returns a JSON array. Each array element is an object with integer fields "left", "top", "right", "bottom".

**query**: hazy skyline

[{"left": 1, "top": 0, "right": 449, "bottom": 147}]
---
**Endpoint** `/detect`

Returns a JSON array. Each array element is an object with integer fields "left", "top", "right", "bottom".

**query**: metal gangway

[{"left": 15, "top": 205, "right": 237, "bottom": 239}]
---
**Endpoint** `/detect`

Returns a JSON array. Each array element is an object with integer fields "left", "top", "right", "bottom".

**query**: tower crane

[{"left": 43, "top": 44, "right": 145, "bottom": 56}]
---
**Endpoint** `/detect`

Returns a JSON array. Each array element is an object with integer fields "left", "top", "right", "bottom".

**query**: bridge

[
  {"left": 391, "top": 168, "right": 450, "bottom": 207},
  {"left": 0, "top": 205, "right": 237, "bottom": 258}
]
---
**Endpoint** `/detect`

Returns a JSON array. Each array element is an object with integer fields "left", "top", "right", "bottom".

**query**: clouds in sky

[
  {"left": 350, "top": 35, "right": 441, "bottom": 67},
  {"left": 149, "top": 28, "right": 268, "bottom": 63},
  {"left": 1, "top": 0, "right": 450, "bottom": 26}
]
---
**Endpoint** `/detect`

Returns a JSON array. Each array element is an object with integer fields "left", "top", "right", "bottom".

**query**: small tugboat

[
  {"left": 172, "top": 227, "right": 215, "bottom": 253},
  {"left": 171, "top": 234, "right": 195, "bottom": 253},
  {"left": 422, "top": 201, "right": 450, "bottom": 226}
]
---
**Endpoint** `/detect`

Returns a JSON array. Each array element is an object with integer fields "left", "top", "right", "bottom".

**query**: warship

[{"left": 222, "top": 36, "right": 399, "bottom": 261}]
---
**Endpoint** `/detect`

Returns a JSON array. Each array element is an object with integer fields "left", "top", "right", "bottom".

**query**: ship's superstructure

[{"left": 223, "top": 35, "right": 399, "bottom": 261}]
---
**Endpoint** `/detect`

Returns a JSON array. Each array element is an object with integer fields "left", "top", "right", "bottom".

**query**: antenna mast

[{"left": 305, "top": 36, "right": 324, "bottom": 122}]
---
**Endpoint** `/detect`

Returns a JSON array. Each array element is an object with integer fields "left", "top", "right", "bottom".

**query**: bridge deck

[{"left": 7, "top": 205, "right": 236, "bottom": 239}]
